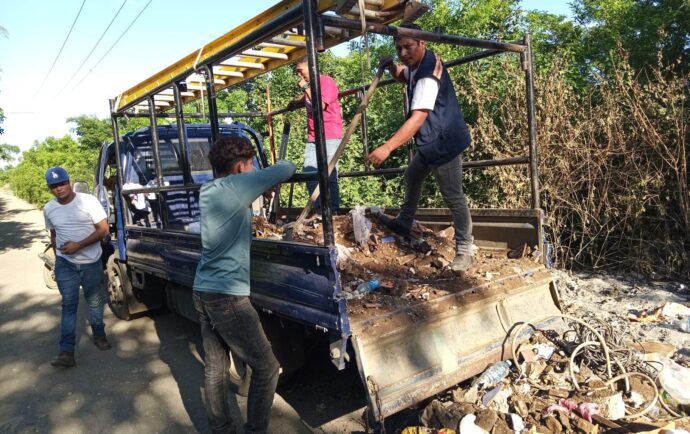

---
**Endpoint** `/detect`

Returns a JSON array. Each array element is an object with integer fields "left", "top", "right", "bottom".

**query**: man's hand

[
  {"left": 298, "top": 77, "right": 308, "bottom": 90},
  {"left": 287, "top": 98, "right": 303, "bottom": 111},
  {"left": 379, "top": 55, "right": 395, "bottom": 72},
  {"left": 368, "top": 145, "right": 391, "bottom": 167},
  {"left": 262, "top": 187, "right": 277, "bottom": 201},
  {"left": 433, "top": 54, "right": 443, "bottom": 80},
  {"left": 59, "top": 240, "right": 81, "bottom": 255}
]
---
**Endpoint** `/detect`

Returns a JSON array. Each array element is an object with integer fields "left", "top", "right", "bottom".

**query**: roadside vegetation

[{"left": 1, "top": 0, "right": 687, "bottom": 277}]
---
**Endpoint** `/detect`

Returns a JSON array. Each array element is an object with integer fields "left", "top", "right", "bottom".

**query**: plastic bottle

[
  {"left": 677, "top": 317, "right": 690, "bottom": 333},
  {"left": 472, "top": 360, "right": 513, "bottom": 389},
  {"left": 355, "top": 279, "right": 380, "bottom": 295}
]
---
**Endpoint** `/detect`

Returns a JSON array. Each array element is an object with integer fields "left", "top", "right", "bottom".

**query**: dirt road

[{"left": 0, "top": 190, "right": 378, "bottom": 434}]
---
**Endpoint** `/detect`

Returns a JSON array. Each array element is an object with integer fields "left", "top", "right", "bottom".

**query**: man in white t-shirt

[
  {"left": 43, "top": 167, "right": 111, "bottom": 368},
  {"left": 368, "top": 23, "right": 474, "bottom": 272}
]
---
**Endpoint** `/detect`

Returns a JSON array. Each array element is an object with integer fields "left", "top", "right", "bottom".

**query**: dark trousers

[
  {"left": 397, "top": 153, "right": 473, "bottom": 255},
  {"left": 193, "top": 291, "right": 280, "bottom": 434},
  {"left": 54, "top": 256, "right": 106, "bottom": 352}
]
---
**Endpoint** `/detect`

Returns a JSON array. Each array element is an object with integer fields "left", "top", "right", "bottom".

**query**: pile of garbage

[
  {"left": 253, "top": 208, "right": 541, "bottom": 307},
  {"left": 401, "top": 313, "right": 690, "bottom": 434}
]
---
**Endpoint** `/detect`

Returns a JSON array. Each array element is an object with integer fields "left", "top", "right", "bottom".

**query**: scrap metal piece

[{"left": 402, "top": 0, "right": 428, "bottom": 24}]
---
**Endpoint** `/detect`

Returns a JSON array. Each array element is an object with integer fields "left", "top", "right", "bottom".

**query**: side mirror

[{"left": 73, "top": 181, "right": 90, "bottom": 193}]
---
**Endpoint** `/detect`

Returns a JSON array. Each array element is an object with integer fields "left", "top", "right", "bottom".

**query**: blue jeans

[
  {"left": 193, "top": 291, "right": 280, "bottom": 434},
  {"left": 54, "top": 256, "right": 106, "bottom": 353},
  {"left": 304, "top": 139, "right": 341, "bottom": 211},
  {"left": 398, "top": 153, "right": 474, "bottom": 255}
]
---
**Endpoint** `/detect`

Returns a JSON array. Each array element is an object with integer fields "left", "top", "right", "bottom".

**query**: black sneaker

[
  {"left": 94, "top": 335, "right": 112, "bottom": 351},
  {"left": 51, "top": 351, "right": 76, "bottom": 367},
  {"left": 377, "top": 214, "right": 411, "bottom": 238}
]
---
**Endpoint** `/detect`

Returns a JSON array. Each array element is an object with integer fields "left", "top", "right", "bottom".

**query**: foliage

[
  {"left": 8, "top": 136, "right": 98, "bottom": 207},
  {"left": 0, "top": 143, "right": 19, "bottom": 162},
  {"left": 68, "top": 115, "right": 112, "bottom": 151}
]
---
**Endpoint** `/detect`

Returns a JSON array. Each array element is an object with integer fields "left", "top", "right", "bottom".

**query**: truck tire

[
  {"left": 228, "top": 351, "right": 251, "bottom": 397},
  {"left": 106, "top": 256, "right": 132, "bottom": 321},
  {"left": 42, "top": 249, "right": 58, "bottom": 290}
]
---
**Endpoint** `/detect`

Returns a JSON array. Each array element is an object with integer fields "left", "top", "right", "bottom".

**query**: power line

[
  {"left": 57, "top": 0, "right": 129, "bottom": 96},
  {"left": 34, "top": 0, "right": 87, "bottom": 99},
  {"left": 71, "top": 0, "right": 152, "bottom": 91}
]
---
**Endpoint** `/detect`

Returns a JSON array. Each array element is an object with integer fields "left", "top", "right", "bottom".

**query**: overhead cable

[
  {"left": 57, "top": 0, "right": 129, "bottom": 96},
  {"left": 34, "top": 0, "right": 87, "bottom": 98},
  {"left": 71, "top": 0, "right": 152, "bottom": 91}
]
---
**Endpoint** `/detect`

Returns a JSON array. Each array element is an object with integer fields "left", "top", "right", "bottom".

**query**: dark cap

[{"left": 45, "top": 167, "right": 70, "bottom": 185}]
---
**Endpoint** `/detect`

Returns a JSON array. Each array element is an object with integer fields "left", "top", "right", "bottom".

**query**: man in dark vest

[{"left": 368, "top": 23, "right": 474, "bottom": 272}]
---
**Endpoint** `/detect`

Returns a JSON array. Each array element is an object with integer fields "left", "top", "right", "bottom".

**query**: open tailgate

[{"left": 350, "top": 267, "right": 561, "bottom": 420}]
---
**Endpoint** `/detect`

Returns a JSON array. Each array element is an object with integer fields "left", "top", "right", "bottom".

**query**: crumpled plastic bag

[
  {"left": 350, "top": 206, "right": 372, "bottom": 248},
  {"left": 660, "top": 357, "right": 690, "bottom": 404}
]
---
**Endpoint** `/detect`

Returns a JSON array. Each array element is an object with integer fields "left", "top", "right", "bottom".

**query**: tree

[
  {"left": 68, "top": 115, "right": 112, "bottom": 151},
  {"left": 0, "top": 143, "right": 19, "bottom": 162},
  {"left": 8, "top": 135, "right": 98, "bottom": 206}
]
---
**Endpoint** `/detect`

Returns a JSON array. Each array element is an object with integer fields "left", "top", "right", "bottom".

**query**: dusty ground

[{"left": 553, "top": 270, "right": 690, "bottom": 359}]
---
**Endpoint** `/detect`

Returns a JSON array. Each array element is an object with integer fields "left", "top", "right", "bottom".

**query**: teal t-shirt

[{"left": 193, "top": 160, "right": 296, "bottom": 295}]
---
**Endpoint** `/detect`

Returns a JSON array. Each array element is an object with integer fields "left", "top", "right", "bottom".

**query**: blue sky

[{"left": 0, "top": 0, "right": 573, "bottom": 152}]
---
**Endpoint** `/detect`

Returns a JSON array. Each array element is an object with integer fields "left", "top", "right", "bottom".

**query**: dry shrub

[{"left": 457, "top": 54, "right": 689, "bottom": 277}]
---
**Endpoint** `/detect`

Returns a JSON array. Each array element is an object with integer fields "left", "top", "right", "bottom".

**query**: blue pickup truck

[{"left": 92, "top": 122, "right": 560, "bottom": 421}]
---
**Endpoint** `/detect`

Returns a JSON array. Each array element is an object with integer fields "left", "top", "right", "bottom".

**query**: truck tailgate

[{"left": 349, "top": 267, "right": 560, "bottom": 420}]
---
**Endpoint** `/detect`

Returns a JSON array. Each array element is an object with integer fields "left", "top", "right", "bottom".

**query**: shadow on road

[
  {"left": 0, "top": 284, "right": 207, "bottom": 433},
  {"left": 0, "top": 196, "right": 43, "bottom": 253}
]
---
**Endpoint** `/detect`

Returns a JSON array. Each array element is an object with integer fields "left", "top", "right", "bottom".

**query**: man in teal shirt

[{"left": 193, "top": 135, "right": 295, "bottom": 434}]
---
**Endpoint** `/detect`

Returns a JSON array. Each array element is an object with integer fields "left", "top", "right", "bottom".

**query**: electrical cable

[
  {"left": 57, "top": 0, "right": 128, "bottom": 96},
  {"left": 34, "top": 0, "right": 87, "bottom": 98},
  {"left": 71, "top": 0, "right": 152, "bottom": 91}
]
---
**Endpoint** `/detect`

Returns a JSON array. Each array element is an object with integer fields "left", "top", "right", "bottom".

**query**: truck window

[{"left": 188, "top": 137, "right": 213, "bottom": 183}]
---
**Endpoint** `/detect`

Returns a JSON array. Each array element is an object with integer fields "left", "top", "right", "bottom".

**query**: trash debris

[
  {"left": 659, "top": 357, "right": 690, "bottom": 404},
  {"left": 676, "top": 317, "right": 690, "bottom": 333},
  {"left": 350, "top": 206, "right": 372, "bottom": 248},
  {"left": 458, "top": 414, "right": 489, "bottom": 434},
  {"left": 661, "top": 302, "right": 690, "bottom": 317},
  {"left": 472, "top": 360, "right": 512, "bottom": 389}
]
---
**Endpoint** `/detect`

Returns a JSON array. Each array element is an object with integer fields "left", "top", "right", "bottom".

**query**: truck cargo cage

[{"left": 106, "top": 0, "right": 555, "bottom": 426}]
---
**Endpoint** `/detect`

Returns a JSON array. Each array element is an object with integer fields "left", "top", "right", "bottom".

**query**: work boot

[
  {"left": 94, "top": 335, "right": 112, "bottom": 351},
  {"left": 50, "top": 351, "right": 76, "bottom": 368},
  {"left": 450, "top": 254, "right": 473, "bottom": 272}
]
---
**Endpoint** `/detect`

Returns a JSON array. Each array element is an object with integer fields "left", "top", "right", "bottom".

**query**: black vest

[{"left": 407, "top": 49, "right": 471, "bottom": 166}]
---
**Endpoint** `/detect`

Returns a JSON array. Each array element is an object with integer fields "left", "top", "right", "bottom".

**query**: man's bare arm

[
  {"left": 367, "top": 110, "right": 429, "bottom": 166},
  {"left": 59, "top": 220, "right": 109, "bottom": 255}
]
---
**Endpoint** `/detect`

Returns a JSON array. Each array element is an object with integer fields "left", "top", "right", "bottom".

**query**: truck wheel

[
  {"left": 228, "top": 351, "right": 251, "bottom": 397},
  {"left": 106, "top": 256, "right": 131, "bottom": 321},
  {"left": 42, "top": 250, "right": 58, "bottom": 290}
]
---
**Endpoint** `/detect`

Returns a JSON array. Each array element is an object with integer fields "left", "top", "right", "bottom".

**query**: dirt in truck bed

[{"left": 253, "top": 210, "right": 544, "bottom": 322}]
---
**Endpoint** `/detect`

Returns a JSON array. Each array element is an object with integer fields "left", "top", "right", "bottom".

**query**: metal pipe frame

[
  {"left": 147, "top": 96, "right": 169, "bottom": 228},
  {"left": 358, "top": 90, "right": 370, "bottom": 171},
  {"left": 288, "top": 156, "right": 530, "bottom": 181},
  {"left": 522, "top": 35, "right": 540, "bottom": 209},
  {"left": 203, "top": 65, "right": 220, "bottom": 143},
  {"left": 173, "top": 83, "right": 192, "bottom": 185},
  {"left": 303, "top": 0, "right": 334, "bottom": 247},
  {"left": 109, "top": 99, "right": 129, "bottom": 225},
  {"left": 321, "top": 15, "right": 527, "bottom": 53}
]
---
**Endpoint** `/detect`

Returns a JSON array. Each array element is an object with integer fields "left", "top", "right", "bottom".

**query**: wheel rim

[{"left": 108, "top": 268, "right": 126, "bottom": 307}]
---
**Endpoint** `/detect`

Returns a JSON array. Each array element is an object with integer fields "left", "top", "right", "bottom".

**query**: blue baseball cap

[{"left": 45, "top": 167, "right": 70, "bottom": 185}]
